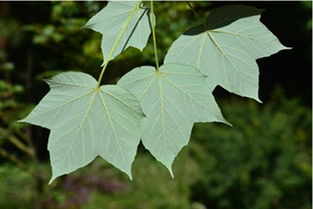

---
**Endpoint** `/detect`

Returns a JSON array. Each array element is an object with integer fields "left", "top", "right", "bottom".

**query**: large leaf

[
  {"left": 84, "top": 1, "right": 151, "bottom": 62},
  {"left": 118, "top": 63, "right": 227, "bottom": 174},
  {"left": 164, "top": 5, "right": 289, "bottom": 101},
  {"left": 20, "top": 72, "right": 144, "bottom": 183}
]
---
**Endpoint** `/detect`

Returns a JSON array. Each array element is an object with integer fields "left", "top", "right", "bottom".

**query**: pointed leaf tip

[
  {"left": 84, "top": 0, "right": 152, "bottom": 62},
  {"left": 22, "top": 72, "right": 144, "bottom": 182},
  {"left": 165, "top": 5, "right": 289, "bottom": 101},
  {"left": 118, "top": 64, "right": 227, "bottom": 175}
]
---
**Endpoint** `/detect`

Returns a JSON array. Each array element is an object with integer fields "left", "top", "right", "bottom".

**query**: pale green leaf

[
  {"left": 20, "top": 72, "right": 144, "bottom": 183},
  {"left": 164, "top": 5, "right": 289, "bottom": 102},
  {"left": 84, "top": 1, "right": 151, "bottom": 62},
  {"left": 118, "top": 63, "right": 228, "bottom": 175}
]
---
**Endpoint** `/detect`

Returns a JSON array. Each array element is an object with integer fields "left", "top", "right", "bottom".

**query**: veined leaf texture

[
  {"left": 165, "top": 5, "right": 289, "bottom": 101},
  {"left": 20, "top": 1, "right": 289, "bottom": 182},
  {"left": 84, "top": 1, "right": 152, "bottom": 63},
  {"left": 118, "top": 63, "right": 228, "bottom": 175},
  {"left": 20, "top": 72, "right": 144, "bottom": 183}
]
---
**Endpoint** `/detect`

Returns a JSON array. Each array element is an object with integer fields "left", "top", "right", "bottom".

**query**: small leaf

[
  {"left": 118, "top": 63, "right": 228, "bottom": 175},
  {"left": 84, "top": 1, "right": 152, "bottom": 63},
  {"left": 20, "top": 72, "right": 144, "bottom": 183},
  {"left": 164, "top": 5, "right": 289, "bottom": 102}
]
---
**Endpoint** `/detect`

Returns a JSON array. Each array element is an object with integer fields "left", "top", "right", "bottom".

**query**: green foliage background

[{"left": 0, "top": 1, "right": 311, "bottom": 209}]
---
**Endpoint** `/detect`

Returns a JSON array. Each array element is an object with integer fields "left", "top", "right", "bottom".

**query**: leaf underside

[
  {"left": 20, "top": 72, "right": 144, "bottom": 183},
  {"left": 164, "top": 5, "right": 289, "bottom": 102},
  {"left": 118, "top": 63, "right": 228, "bottom": 174},
  {"left": 84, "top": 0, "right": 151, "bottom": 63},
  {"left": 20, "top": 4, "right": 290, "bottom": 181}
]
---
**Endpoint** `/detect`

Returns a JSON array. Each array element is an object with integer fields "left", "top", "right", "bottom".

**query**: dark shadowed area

[{"left": 0, "top": 1, "right": 311, "bottom": 209}]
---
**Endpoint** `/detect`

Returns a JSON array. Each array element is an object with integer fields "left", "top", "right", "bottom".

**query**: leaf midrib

[
  {"left": 55, "top": 90, "right": 98, "bottom": 172},
  {"left": 160, "top": 72, "right": 215, "bottom": 117},
  {"left": 24, "top": 89, "right": 95, "bottom": 122},
  {"left": 98, "top": 92, "right": 130, "bottom": 172}
]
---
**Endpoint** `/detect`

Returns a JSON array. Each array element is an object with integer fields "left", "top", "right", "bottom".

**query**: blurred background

[{"left": 0, "top": 1, "right": 311, "bottom": 209}]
